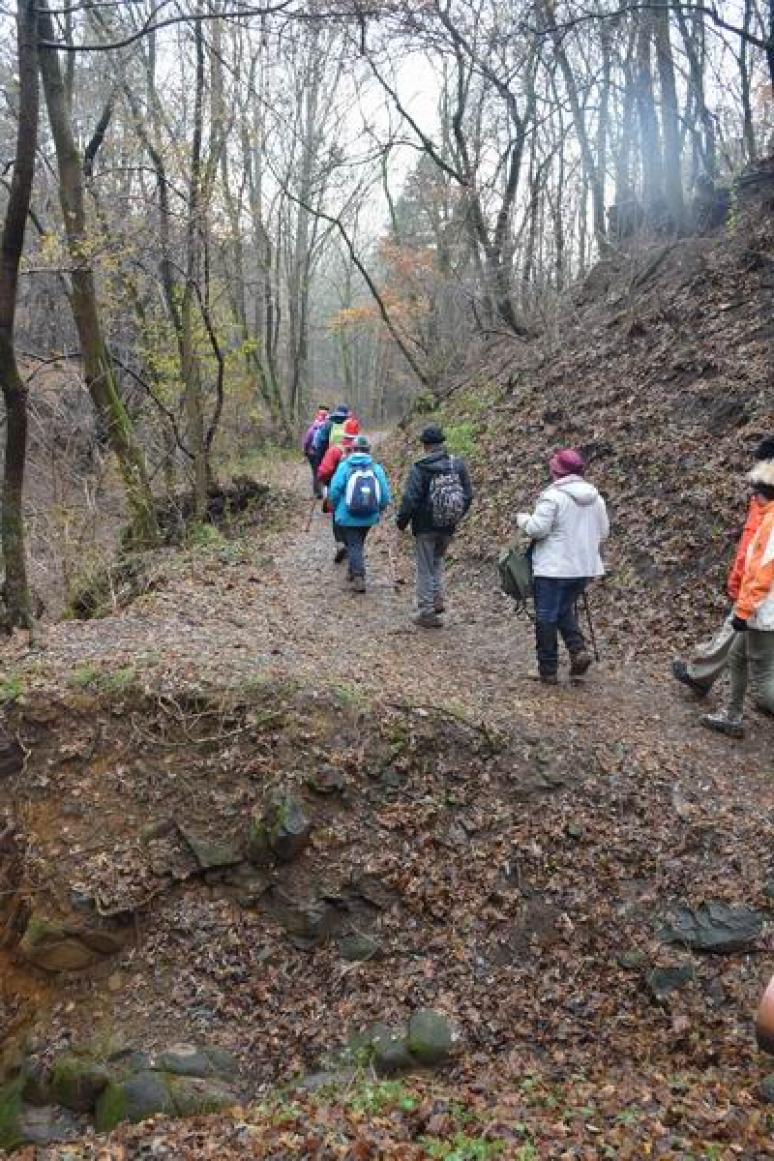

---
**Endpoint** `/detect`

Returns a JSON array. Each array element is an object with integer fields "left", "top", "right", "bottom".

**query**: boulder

[
  {"left": 760, "top": 1075, "right": 774, "bottom": 1104},
  {"left": 0, "top": 1076, "right": 24, "bottom": 1152},
  {"left": 407, "top": 1009, "right": 454, "bottom": 1066},
  {"left": 248, "top": 795, "right": 311, "bottom": 865},
  {"left": 156, "top": 1045, "right": 213, "bottom": 1079},
  {"left": 49, "top": 1053, "right": 110, "bottom": 1111},
  {"left": 659, "top": 902, "right": 764, "bottom": 954},
  {"left": 95, "top": 1071, "right": 174, "bottom": 1131}
]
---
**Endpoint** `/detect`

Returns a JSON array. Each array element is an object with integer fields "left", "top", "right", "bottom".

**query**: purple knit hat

[{"left": 549, "top": 448, "right": 585, "bottom": 479}]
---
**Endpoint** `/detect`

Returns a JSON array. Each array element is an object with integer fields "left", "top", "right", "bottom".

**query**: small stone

[
  {"left": 646, "top": 965, "right": 694, "bottom": 1000},
  {"left": 407, "top": 1009, "right": 453, "bottom": 1066},
  {"left": 178, "top": 826, "right": 243, "bottom": 871},
  {"left": 107, "top": 972, "right": 124, "bottom": 993},
  {"left": 760, "top": 1075, "right": 774, "bottom": 1104},
  {"left": 659, "top": 902, "right": 763, "bottom": 954},
  {"left": 307, "top": 765, "right": 347, "bottom": 796},
  {"left": 17, "top": 1104, "right": 81, "bottom": 1145},
  {"left": 338, "top": 933, "right": 382, "bottom": 962},
  {"left": 616, "top": 950, "right": 647, "bottom": 971},
  {"left": 565, "top": 820, "right": 585, "bottom": 840},
  {"left": 371, "top": 1026, "right": 413, "bottom": 1075},
  {"left": 166, "top": 1075, "right": 237, "bottom": 1116},
  {"left": 248, "top": 795, "right": 311, "bottom": 865}
]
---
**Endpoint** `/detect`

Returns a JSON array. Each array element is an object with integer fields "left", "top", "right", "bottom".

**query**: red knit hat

[
  {"left": 343, "top": 416, "right": 360, "bottom": 436},
  {"left": 549, "top": 448, "right": 585, "bottom": 479}
]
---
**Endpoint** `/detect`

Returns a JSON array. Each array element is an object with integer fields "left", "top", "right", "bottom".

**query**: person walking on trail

[
  {"left": 672, "top": 437, "right": 774, "bottom": 697},
  {"left": 317, "top": 423, "right": 360, "bottom": 565},
  {"left": 516, "top": 449, "right": 608, "bottom": 684},
  {"left": 328, "top": 435, "right": 391, "bottom": 593},
  {"left": 699, "top": 462, "right": 774, "bottom": 739},
  {"left": 313, "top": 404, "right": 350, "bottom": 465},
  {"left": 302, "top": 406, "right": 329, "bottom": 497},
  {"left": 396, "top": 425, "right": 473, "bottom": 628}
]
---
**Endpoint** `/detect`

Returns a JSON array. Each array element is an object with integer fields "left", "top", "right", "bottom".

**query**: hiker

[
  {"left": 317, "top": 420, "right": 360, "bottom": 564},
  {"left": 699, "top": 460, "right": 774, "bottom": 738},
  {"left": 516, "top": 449, "right": 608, "bottom": 684},
  {"left": 672, "top": 437, "right": 774, "bottom": 697},
  {"left": 328, "top": 435, "right": 391, "bottom": 593},
  {"left": 312, "top": 404, "right": 350, "bottom": 465},
  {"left": 396, "top": 425, "right": 473, "bottom": 627},
  {"left": 302, "top": 406, "right": 329, "bottom": 497}
]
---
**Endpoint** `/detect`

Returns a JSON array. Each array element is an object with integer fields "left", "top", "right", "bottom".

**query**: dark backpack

[
  {"left": 498, "top": 542, "right": 534, "bottom": 615},
  {"left": 345, "top": 465, "right": 381, "bottom": 516},
  {"left": 428, "top": 459, "right": 466, "bottom": 527}
]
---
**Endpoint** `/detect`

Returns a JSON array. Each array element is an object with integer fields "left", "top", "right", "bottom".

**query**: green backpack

[{"left": 498, "top": 542, "right": 534, "bottom": 614}]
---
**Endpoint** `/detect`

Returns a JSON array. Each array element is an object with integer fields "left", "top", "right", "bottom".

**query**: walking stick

[
  {"left": 305, "top": 496, "right": 317, "bottom": 532},
  {"left": 581, "top": 590, "right": 600, "bottom": 662},
  {"left": 385, "top": 526, "right": 403, "bottom": 592}
]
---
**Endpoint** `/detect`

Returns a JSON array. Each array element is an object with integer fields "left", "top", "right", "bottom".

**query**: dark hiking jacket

[{"left": 396, "top": 450, "right": 473, "bottom": 536}]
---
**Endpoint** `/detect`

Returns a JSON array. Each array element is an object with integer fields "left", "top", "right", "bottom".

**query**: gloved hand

[
  {"left": 731, "top": 615, "right": 748, "bottom": 632},
  {"left": 396, "top": 516, "right": 408, "bottom": 532},
  {"left": 516, "top": 513, "right": 530, "bottom": 530}
]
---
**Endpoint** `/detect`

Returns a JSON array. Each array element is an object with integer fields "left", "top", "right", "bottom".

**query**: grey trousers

[
  {"left": 687, "top": 613, "right": 737, "bottom": 688},
  {"left": 727, "top": 628, "right": 774, "bottom": 719},
  {"left": 415, "top": 532, "right": 452, "bottom": 615}
]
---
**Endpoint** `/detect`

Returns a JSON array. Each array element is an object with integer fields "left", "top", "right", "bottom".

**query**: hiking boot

[
  {"left": 699, "top": 711, "right": 744, "bottom": 739},
  {"left": 352, "top": 575, "right": 366, "bottom": 593},
  {"left": 569, "top": 651, "right": 592, "bottom": 677},
  {"left": 671, "top": 660, "right": 711, "bottom": 697},
  {"left": 433, "top": 597, "right": 446, "bottom": 614},
  {"left": 528, "top": 670, "right": 558, "bottom": 684},
  {"left": 334, "top": 546, "right": 348, "bottom": 564},
  {"left": 413, "top": 612, "right": 443, "bottom": 629}
]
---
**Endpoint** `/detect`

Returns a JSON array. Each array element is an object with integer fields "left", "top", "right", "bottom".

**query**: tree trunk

[
  {"left": 37, "top": 0, "right": 157, "bottom": 545},
  {"left": 654, "top": 4, "right": 684, "bottom": 229},
  {"left": 0, "top": 0, "right": 38, "bottom": 631}
]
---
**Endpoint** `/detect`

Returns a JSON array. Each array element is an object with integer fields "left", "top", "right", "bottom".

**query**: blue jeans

[
  {"left": 533, "top": 577, "right": 588, "bottom": 676},
  {"left": 342, "top": 526, "right": 370, "bottom": 578}
]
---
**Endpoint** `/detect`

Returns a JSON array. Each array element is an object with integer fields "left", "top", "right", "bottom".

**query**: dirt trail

[{"left": 5, "top": 455, "right": 771, "bottom": 782}]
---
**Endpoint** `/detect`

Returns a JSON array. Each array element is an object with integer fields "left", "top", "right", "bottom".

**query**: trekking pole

[
  {"left": 581, "top": 591, "right": 600, "bottom": 662},
  {"left": 385, "top": 526, "right": 402, "bottom": 592}
]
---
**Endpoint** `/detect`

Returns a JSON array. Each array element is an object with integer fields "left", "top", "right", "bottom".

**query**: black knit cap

[
  {"left": 755, "top": 437, "right": 774, "bottom": 461},
  {"left": 420, "top": 425, "right": 445, "bottom": 445}
]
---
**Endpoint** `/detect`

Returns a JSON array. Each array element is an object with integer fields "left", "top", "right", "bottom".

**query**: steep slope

[{"left": 393, "top": 159, "right": 774, "bottom": 658}]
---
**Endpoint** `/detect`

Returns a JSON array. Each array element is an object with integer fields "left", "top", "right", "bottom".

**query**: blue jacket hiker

[{"left": 328, "top": 436, "right": 391, "bottom": 593}]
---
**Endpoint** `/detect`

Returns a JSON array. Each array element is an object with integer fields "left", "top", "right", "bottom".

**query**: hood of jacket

[
  {"left": 548, "top": 475, "right": 600, "bottom": 507},
  {"left": 344, "top": 453, "right": 373, "bottom": 468},
  {"left": 418, "top": 450, "right": 454, "bottom": 474}
]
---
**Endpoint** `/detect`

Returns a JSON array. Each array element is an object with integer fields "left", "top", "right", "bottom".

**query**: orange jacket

[
  {"left": 727, "top": 495, "right": 767, "bottom": 600},
  {"left": 734, "top": 500, "right": 774, "bottom": 628}
]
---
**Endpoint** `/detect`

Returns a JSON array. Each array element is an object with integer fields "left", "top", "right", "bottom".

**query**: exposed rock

[
  {"left": 646, "top": 965, "right": 694, "bottom": 1000},
  {"left": 407, "top": 1009, "right": 454, "bottom": 1066},
  {"left": 95, "top": 1071, "right": 174, "bottom": 1132},
  {"left": 267, "top": 889, "right": 337, "bottom": 947},
  {"left": 616, "top": 949, "right": 648, "bottom": 971},
  {"left": 18, "top": 913, "right": 130, "bottom": 972},
  {"left": 156, "top": 1045, "right": 214, "bottom": 1079},
  {"left": 49, "top": 1053, "right": 110, "bottom": 1111},
  {"left": 760, "top": 1075, "right": 774, "bottom": 1104},
  {"left": 248, "top": 794, "right": 312, "bottom": 865},
  {"left": 0, "top": 729, "right": 24, "bottom": 780},
  {"left": 0, "top": 1076, "right": 24, "bottom": 1152},
  {"left": 659, "top": 902, "right": 764, "bottom": 954},
  {"left": 306, "top": 765, "right": 347, "bottom": 796},
  {"left": 178, "top": 826, "right": 243, "bottom": 871}
]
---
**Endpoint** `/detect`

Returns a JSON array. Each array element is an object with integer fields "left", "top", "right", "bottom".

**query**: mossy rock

[
  {"left": 0, "top": 1075, "right": 25, "bottom": 1152},
  {"left": 156, "top": 1045, "right": 214, "bottom": 1079},
  {"left": 95, "top": 1071, "right": 173, "bottom": 1131},
  {"left": 338, "top": 933, "right": 382, "bottom": 962},
  {"left": 50, "top": 1053, "right": 110, "bottom": 1112},
  {"left": 248, "top": 795, "right": 311, "bottom": 865},
  {"left": 407, "top": 1009, "right": 453, "bottom": 1066},
  {"left": 166, "top": 1075, "right": 237, "bottom": 1117},
  {"left": 19, "top": 913, "right": 128, "bottom": 973}
]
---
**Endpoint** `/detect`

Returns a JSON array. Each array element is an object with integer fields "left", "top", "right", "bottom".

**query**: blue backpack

[{"left": 345, "top": 465, "right": 381, "bottom": 516}]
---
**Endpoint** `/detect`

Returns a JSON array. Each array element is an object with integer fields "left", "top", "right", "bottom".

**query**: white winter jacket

[{"left": 517, "top": 476, "right": 609, "bottom": 578}]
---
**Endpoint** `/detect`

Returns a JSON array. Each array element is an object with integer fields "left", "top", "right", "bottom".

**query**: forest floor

[{"left": 1, "top": 453, "right": 773, "bottom": 1158}]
